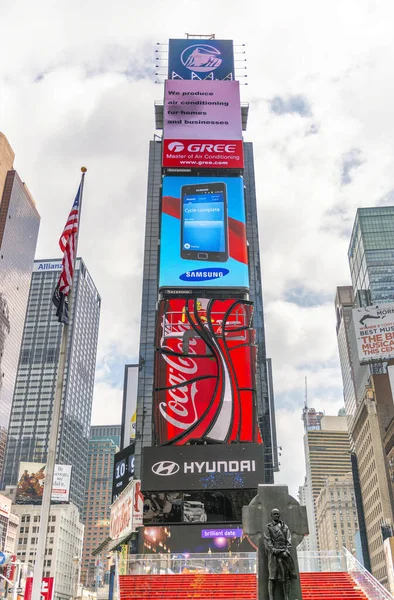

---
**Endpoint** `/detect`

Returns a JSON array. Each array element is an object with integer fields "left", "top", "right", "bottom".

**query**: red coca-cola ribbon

[{"left": 162, "top": 196, "right": 248, "bottom": 265}]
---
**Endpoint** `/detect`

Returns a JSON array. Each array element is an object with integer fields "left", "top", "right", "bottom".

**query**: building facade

[
  {"left": 316, "top": 473, "right": 359, "bottom": 552},
  {"left": 133, "top": 140, "right": 277, "bottom": 482},
  {"left": 3, "top": 259, "right": 101, "bottom": 513},
  {"left": 0, "top": 493, "right": 19, "bottom": 553},
  {"left": 0, "top": 167, "right": 40, "bottom": 481},
  {"left": 90, "top": 425, "right": 121, "bottom": 447},
  {"left": 81, "top": 426, "right": 120, "bottom": 585},
  {"left": 13, "top": 502, "right": 84, "bottom": 600},
  {"left": 303, "top": 415, "right": 352, "bottom": 551},
  {"left": 351, "top": 372, "right": 394, "bottom": 586}
]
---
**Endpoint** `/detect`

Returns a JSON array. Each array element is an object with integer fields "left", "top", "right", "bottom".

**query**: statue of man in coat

[{"left": 264, "top": 508, "right": 297, "bottom": 600}]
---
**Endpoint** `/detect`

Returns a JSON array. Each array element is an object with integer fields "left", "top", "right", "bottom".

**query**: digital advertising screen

[
  {"left": 159, "top": 176, "right": 248, "bottom": 291},
  {"left": 153, "top": 297, "right": 259, "bottom": 446},
  {"left": 139, "top": 523, "right": 256, "bottom": 555},
  {"left": 141, "top": 444, "right": 264, "bottom": 492},
  {"left": 168, "top": 39, "right": 235, "bottom": 81},
  {"left": 112, "top": 443, "right": 135, "bottom": 503}
]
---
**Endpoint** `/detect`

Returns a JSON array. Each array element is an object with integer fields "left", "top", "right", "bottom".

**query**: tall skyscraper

[
  {"left": 0, "top": 155, "right": 40, "bottom": 481},
  {"left": 3, "top": 258, "right": 101, "bottom": 512},
  {"left": 81, "top": 426, "right": 120, "bottom": 586},
  {"left": 134, "top": 141, "right": 277, "bottom": 482},
  {"left": 303, "top": 415, "right": 352, "bottom": 551}
]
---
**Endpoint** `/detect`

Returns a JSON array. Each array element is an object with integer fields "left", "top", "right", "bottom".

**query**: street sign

[{"left": 0, "top": 552, "right": 6, "bottom": 565}]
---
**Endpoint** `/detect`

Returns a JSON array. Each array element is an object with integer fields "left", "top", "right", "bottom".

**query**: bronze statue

[{"left": 264, "top": 508, "right": 297, "bottom": 600}]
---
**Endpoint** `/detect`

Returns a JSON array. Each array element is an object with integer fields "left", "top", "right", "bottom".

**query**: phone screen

[{"left": 182, "top": 191, "right": 226, "bottom": 253}]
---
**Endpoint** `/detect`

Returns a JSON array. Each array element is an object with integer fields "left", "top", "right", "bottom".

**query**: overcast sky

[{"left": 2, "top": 0, "right": 393, "bottom": 496}]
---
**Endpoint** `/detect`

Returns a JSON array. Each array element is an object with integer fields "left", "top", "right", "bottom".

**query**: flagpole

[{"left": 31, "top": 167, "right": 87, "bottom": 600}]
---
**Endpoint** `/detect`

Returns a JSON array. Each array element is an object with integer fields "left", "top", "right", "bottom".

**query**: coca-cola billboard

[{"left": 153, "top": 298, "right": 261, "bottom": 445}]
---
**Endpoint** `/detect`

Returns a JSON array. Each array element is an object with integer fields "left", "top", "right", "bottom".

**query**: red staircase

[{"left": 119, "top": 572, "right": 369, "bottom": 600}]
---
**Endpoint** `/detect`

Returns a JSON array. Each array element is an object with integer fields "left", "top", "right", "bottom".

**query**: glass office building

[
  {"left": 3, "top": 258, "right": 101, "bottom": 513},
  {"left": 133, "top": 140, "right": 277, "bottom": 482},
  {"left": 349, "top": 207, "right": 394, "bottom": 305},
  {"left": 0, "top": 170, "right": 40, "bottom": 482}
]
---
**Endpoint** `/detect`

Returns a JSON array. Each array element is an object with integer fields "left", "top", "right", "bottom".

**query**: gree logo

[
  {"left": 168, "top": 142, "right": 184, "bottom": 152},
  {"left": 151, "top": 461, "right": 180, "bottom": 476}
]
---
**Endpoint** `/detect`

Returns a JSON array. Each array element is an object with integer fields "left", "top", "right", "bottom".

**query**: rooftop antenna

[{"left": 305, "top": 376, "right": 308, "bottom": 410}]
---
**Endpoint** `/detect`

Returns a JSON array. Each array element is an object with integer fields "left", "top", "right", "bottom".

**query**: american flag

[{"left": 52, "top": 184, "right": 81, "bottom": 324}]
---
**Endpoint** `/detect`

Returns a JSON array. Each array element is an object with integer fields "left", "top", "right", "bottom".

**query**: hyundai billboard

[
  {"left": 159, "top": 176, "right": 249, "bottom": 291},
  {"left": 168, "top": 39, "right": 234, "bottom": 81},
  {"left": 162, "top": 80, "right": 243, "bottom": 169},
  {"left": 153, "top": 298, "right": 260, "bottom": 445},
  {"left": 141, "top": 443, "right": 264, "bottom": 492}
]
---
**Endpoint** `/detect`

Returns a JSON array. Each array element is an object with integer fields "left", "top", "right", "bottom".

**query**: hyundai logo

[
  {"left": 168, "top": 141, "right": 184, "bottom": 152},
  {"left": 152, "top": 461, "right": 180, "bottom": 476}
]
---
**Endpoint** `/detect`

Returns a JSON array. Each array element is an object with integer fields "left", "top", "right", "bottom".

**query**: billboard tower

[{"left": 135, "top": 36, "right": 276, "bottom": 551}]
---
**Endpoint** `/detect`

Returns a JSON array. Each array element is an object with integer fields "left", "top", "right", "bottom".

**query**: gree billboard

[
  {"left": 153, "top": 298, "right": 260, "bottom": 445},
  {"left": 159, "top": 176, "right": 248, "bottom": 291},
  {"left": 168, "top": 39, "right": 234, "bottom": 81},
  {"left": 162, "top": 80, "right": 243, "bottom": 169}
]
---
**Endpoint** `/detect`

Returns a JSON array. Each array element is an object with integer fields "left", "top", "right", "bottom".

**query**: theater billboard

[{"left": 353, "top": 303, "right": 394, "bottom": 363}]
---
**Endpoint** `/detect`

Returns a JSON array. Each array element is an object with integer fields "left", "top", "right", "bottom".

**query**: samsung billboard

[
  {"left": 159, "top": 176, "right": 249, "bottom": 292},
  {"left": 168, "top": 39, "right": 234, "bottom": 81}
]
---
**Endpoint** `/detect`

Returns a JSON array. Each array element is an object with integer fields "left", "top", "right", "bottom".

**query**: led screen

[
  {"left": 159, "top": 176, "right": 249, "bottom": 291},
  {"left": 153, "top": 298, "right": 260, "bottom": 445}
]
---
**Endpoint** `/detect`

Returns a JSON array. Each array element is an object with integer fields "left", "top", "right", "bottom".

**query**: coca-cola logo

[{"left": 159, "top": 318, "right": 199, "bottom": 430}]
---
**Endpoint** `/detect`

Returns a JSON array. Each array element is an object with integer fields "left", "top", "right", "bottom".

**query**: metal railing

[
  {"left": 297, "top": 551, "right": 347, "bottom": 573},
  {"left": 118, "top": 552, "right": 256, "bottom": 575},
  {"left": 344, "top": 547, "right": 394, "bottom": 600}
]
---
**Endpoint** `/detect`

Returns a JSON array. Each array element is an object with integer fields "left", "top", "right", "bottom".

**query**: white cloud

[{"left": 2, "top": 0, "right": 394, "bottom": 495}]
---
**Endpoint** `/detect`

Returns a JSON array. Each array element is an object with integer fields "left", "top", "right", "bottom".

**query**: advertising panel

[
  {"left": 159, "top": 176, "right": 248, "bottom": 291},
  {"left": 120, "top": 364, "right": 139, "bottom": 449},
  {"left": 353, "top": 303, "right": 394, "bottom": 362},
  {"left": 164, "top": 80, "right": 242, "bottom": 140},
  {"left": 141, "top": 443, "right": 264, "bottom": 492},
  {"left": 143, "top": 490, "right": 255, "bottom": 525},
  {"left": 140, "top": 524, "right": 255, "bottom": 555},
  {"left": 168, "top": 39, "right": 234, "bottom": 81},
  {"left": 25, "top": 577, "right": 54, "bottom": 600},
  {"left": 0, "top": 495, "right": 11, "bottom": 518},
  {"left": 16, "top": 462, "right": 72, "bottom": 504},
  {"left": 153, "top": 298, "right": 259, "bottom": 445},
  {"left": 112, "top": 443, "right": 135, "bottom": 503},
  {"left": 110, "top": 480, "right": 143, "bottom": 542},
  {"left": 162, "top": 139, "right": 243, "bottom": 169}
]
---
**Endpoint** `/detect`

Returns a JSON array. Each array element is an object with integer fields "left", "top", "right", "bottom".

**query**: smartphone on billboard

[{"left": 180, "top": 182, "right": 229, "bottom": 262}]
